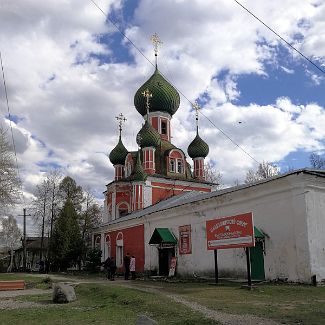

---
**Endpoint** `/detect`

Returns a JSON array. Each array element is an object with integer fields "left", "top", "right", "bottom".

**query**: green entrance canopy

[
  {"left": 149, "top": 228, "right": 177, "bottom": 245},
  {"left": 254, "top": 226, "right": 265, "bottom": 238}
]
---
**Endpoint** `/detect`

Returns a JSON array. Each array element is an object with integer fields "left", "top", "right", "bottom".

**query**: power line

[
  {"left": 90, "top": 0, "right": 153, "bottom": 67},
  {"left": 159, "top": 74, "right": 260, "bottom": 165},
  {"left": 233, "top": 0, "right": 325, "bottom": 75},
  {"left": 90, "top": 0, "right": 261, "bottom": 165},
  {"left": 0, "top": 50, "right": 25, "bottom": 204}
]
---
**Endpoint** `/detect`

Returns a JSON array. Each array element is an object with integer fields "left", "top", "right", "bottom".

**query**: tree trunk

[
  {"left": 7, "top": 248, "right": 13, "bottom": 272},
  {"left": 40, "top": 198, "right": 46, "bottom": 262}
]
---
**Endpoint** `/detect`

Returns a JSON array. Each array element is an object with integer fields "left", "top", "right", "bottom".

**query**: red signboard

[
  {"left": 179, "top": 225, "right": 192, "bottom": 254},
  {"left": 206, "top": 212, "right": 254, "bottom": 250}
]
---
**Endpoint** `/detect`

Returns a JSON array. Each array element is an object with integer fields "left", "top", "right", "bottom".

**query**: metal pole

[
  {"left": 23, "top": 208, "right": 27, "bottom": 271},
  {"left": 245, "top": 247, "right": 252, "bottom": 288},
  {"left": 214, "top": 249, "right": 219, "bottom": 284}
]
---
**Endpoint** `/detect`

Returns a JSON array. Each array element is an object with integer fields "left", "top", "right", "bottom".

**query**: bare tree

[
  {"left": 0, "top": 216, "right": 22, "bottom": 272},
  {"left": 0, "top": 127, "right": 20, "bottom": 211},
  {"left": 78, "top": 189, "right": 101, "bottom": 270},
  {"left": 46, "top": 170, "right": 62, "bottom": 239},
  {"left": 310, "top": 153, "right": 325, "bottom": 169},
  {"left": 80, "top": 189, "right": 101, "bottom": 247},
  {"left": 32, "top": 180, "right": 50, "bottom": 261},
  {"left": 32, "top": 170, "right": 62, "bottom": 261},
  {"left": 204, "top": 162, "right": 223, "bottom": 187},
  {"left": 245, "top": 161, "right": 280, "bottom": 184}
]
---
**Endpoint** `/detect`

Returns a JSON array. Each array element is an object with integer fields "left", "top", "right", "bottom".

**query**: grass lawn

[
  {"left": 0, "top": 273, "right": 53, "bottom": 289},
  {"left": 1, "top": 274, "right": 325, "bottom": 324},
  {"left": 134, "top": 280, "right": 325, "bottom": 325},
  {"left": 0, "top": 281, "right": 217, "bottom": 325}
]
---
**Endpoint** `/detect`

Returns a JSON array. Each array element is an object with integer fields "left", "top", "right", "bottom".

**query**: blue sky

[{"left": 0, "top": 0, "right": 325, "bottom": 225}]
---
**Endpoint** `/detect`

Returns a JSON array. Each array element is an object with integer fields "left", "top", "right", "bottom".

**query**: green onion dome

[
  {"left": 187, "top": 132, "right": 209, "bottom": 159},
  {"left": 134, "top": 68, "right": 180, "bottom": 117},
  {"left": 133, "top": 151, "right": 147, "bottom": 181},
  {"left": 109, "top": 136, "right": 128, "bottom": 165},
  {"left": 136, "top": 120, "right": 161, "bottom": 148}
]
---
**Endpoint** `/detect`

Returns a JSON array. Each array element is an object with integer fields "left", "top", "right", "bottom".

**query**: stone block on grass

[{"left": 52, "top": 283, "right": 77, "bottom": 303}]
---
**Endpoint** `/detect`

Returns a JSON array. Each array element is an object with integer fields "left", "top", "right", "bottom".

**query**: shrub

[{"left": 85, "top": 248, "right": 102, "bottom": 272}]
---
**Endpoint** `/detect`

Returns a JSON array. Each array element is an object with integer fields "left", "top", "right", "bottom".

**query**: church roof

[
  {"left": 132, "top": 151, "right": 147, "bottom": 182},
  {"left": 108, "top": 135, "right": 128, "bottom": 166},
  {"left": 187, "top": 131, "right": 209, "bottom": 159},
  {"left": 136, "top": 120, "right": 161, "bottom": 148},
  {"left": 134, "top": 67, "right": 180, "bottom": 117},
  {"left": 101, "top": 169, "right": 325, "bottom": 225}
]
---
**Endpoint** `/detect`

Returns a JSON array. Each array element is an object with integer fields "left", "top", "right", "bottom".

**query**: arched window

[
  {"left": 116, "top": 232, "right": 124, "bottom": 268},
  {"left": 95, "top": 236, "right": 101, "bottom": 249},
  {"left": 105, "top": 235, "right": 111, "bottom": 259},
  {"left": 168, "top": 150, "right": 185, "bottom": 174},
  {"left": 117, "top": 202, "right": 130, "bottom": 218}
]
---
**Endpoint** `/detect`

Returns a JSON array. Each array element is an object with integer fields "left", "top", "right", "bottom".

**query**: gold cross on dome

[
  {"left": 115, "top": 113, "right": 127, "bottom": 134},
  {"left": 142, "top": 88, "right": 153, "bottom": 120},
  {"left": 151, "top": 33, "right": 163, "bottom": 57},
  {"left": 192, "top": 101, "right": 200, "bottom": 122}
]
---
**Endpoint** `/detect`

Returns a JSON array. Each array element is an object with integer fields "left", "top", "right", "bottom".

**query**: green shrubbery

[{"left": 84, "top": 247, "right": 102, "bottom": 272}]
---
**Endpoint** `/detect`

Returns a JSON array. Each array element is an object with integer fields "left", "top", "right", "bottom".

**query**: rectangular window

[
  {"left": 177, "top": 160, "right": 183, "bottom": 173},
  {"left": 161, "top": 121, "right": 167, "bottom": 135},
  {"left": 170, "top": 159, "right": 175, "bottom": 172}
]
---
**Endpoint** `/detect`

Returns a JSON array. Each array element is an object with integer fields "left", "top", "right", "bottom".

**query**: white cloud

[
  {"left": 0, "top": 0, "right": 324, "bottom": 214},
  {"left": 280, "top": 66, "right": 294, "bottom": 74},
  {"left": 276, "top": 97, "right": 301, "bottom": 113}
]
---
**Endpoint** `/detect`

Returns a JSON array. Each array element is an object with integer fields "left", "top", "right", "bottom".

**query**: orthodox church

[
  {"left": 106, "top": 69, "right": 215, "bottom": 220},
  {"left": 95, "top": 37, "right": 217, "bottom": 273},
  {"left": 93, "top": 37, "right": 325, "bottom": 283}
]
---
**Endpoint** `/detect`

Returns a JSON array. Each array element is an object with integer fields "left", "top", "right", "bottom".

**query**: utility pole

[
  {"left": 18, "top": 208, "right": 31, "bottom": 272},
  {"left": 23, "top": 208, "right": 27, "bottom": 271}
]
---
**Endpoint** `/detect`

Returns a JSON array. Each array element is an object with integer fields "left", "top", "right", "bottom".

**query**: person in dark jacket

[
  {"left": 109, "top": 257, "right": 116, "bottom": 281},
  {"left": 103, "top": 257, "right": 111, "bottom": 279},
  {"left": 123, "top": 253, "right": 131, "bottom": 280}
]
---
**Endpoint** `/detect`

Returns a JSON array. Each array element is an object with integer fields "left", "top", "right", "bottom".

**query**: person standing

[
  {"left": 109, "top": 257, "right": 116, "bottom": 281},
  {"left": 103, "top": 257, "right": 111, "bottom": 279},
  {"left": 123, "top": 253, "right": 131, "bottom": 280},
  {"left": 130, "top": 255, "right": 136, "bottom": 280}
]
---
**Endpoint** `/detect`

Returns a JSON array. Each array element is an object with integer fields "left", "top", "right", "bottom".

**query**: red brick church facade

[{"left": 94, "top": 51, "right": 216, "bottom": 273}]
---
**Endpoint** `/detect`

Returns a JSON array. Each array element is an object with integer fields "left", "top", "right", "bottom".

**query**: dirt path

[
  {"left": 164, "top": 294, "right": 280, "bottom": 325},
  {"left": 114, "top": 282, "right": 281, "bottom": 325},
  {"left": 1, "top": 274, "right": 281, "bottom": 325}
]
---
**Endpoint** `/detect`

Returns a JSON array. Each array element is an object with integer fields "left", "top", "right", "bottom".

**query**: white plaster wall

[
  {"left": 96, "top": 173, "right": 325, "bottom": 282},
  {"left": 305, "top": 184, "right": 325, "bottom": 282},
  {"left": 144, "top": 174, "right": 315, "bottom": 282}
]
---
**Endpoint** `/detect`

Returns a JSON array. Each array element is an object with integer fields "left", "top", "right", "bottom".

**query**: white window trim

[
  {"left": 169, "top": 158, "right": 184, "bottom": 174},
  {"left": 105, "top": 235, "right": 111, "bottom": 259},
  {"left": 116, "top": 233, "right": 124, "bottom": 268}
]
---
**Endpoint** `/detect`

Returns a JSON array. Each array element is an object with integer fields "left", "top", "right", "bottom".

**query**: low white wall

[
  {"left": 306, "top": 184, "right": 325, "bottom": 282},
  {"left": 144, "top": 174, "right": 317, "bottom": 282}
]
